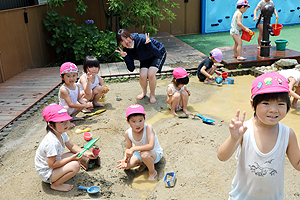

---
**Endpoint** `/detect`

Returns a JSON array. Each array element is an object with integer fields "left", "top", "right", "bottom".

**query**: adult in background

[{"left": 116, "top": 29, "right": 167, "bottom": 103}]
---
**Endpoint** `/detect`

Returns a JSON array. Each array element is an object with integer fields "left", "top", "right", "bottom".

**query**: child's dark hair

[
  {"left": 46, "top": 121, "right": 56, "bottom": 132},
  {"left": 116, "top": 29, "right": 132, "bottom": 47},
  {"left": 172, "top": 76, "right": 189, "bottom": 87},
  {"left": 127, "top": 113, "right": 145, "bottom": 121},
  {"left": 83, "top": 56, "right": 100, "bottom": 73},
  {"left": 252, "top": 92, "right": 291, "bottom": 116}
]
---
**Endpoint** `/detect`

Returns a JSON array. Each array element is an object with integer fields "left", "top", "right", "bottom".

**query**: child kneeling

[{"left": 117, "top": 104, "right": 163, "bottom": 181}]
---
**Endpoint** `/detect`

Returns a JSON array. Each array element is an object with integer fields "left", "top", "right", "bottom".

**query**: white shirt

[
  {"left": 35, "top": 131, "right": 70, "bottom": 183},
  {"left": 279, "top": 69, "right": 300, "bottom": 87}
]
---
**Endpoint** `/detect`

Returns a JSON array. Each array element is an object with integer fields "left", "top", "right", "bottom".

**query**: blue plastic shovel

[
  {"left": 78, "top": 186, "right": 100, "bottom": 194},
  {"left": 196, "top": 114, "right": 215, "bottom": 124}
]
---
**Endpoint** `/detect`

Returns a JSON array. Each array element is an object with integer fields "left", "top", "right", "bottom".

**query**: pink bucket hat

[
  {"left": 126, "top": 104, "right": 146, "bottom": 118},
  {"left": 43, "top": 104, "right": 73, "bottom": 122},
  {"left": 251, "top": 72, "right": 289, "bottom": 99},
  {"left": 237, "top": 0, "right": 250, "bottom": 7},
  {"left": 60, "top": 62, "right": 78, "bottom": 74},
  {"left": 210, "top": 48, "right": 223, "bottom": 63},
  {"left": 173, "top": 67, "right": 189, "bottom": 79}
]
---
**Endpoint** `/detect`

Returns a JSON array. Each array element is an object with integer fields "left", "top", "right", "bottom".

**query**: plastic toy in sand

[
  {"left": 215, "top": 77, "right": 223, "bottom": 84},
  {"left": 164, "top": 172, "right": 176, "bottom": 187},
  {"left": 78, "top": 138, "right": 99, "bottom": 157},
  {"left": 75, "top": 127, "right": 90, "bottom": 134},
  {"left": 78, "top": 186, "right": 100, "bottom": 194}
]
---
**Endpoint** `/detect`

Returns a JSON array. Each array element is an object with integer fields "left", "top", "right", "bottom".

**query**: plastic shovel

[
  {"left": 78, "top": 138, "right": 99, "bottom": 157},
  {"left": 196, "top": 114, "right": 215, "bottom": 124},
  {"left": 78, "top": 186, "right": 100, "bottom": 194}
]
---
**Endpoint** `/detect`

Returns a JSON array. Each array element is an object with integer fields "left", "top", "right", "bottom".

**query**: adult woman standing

[{"left": 116, "top": 29, "right": 166, "bottom": 103}]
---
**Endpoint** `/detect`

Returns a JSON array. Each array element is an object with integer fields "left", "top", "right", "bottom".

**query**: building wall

[{"left": 0, "top": 0, "right": 201, "bottom": 83}]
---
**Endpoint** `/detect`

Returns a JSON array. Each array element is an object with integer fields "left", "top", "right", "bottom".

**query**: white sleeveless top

[
  {"left": 58, "top": 84, "right": 79, "bottom": 115},
  {"left": 167, "top": 84, "right": 185, "bottom": 94},
  {"left": 229, "top": 119, "right": 290, "bottom": 200},
  {"left": 128, "top": 124, "right": 163, "bottom": 157},
  {"left": 78, "top": 73, "right": 100, "bottom": 91},
  {"left": 279, "top": 69, "right": 300, "bottom": 87},
  {"left": 230, "top": 10, "right": 242, "bottom": 35}
]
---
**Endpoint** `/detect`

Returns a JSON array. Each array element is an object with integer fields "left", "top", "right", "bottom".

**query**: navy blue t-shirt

[{"left": 197, "top": 57, "right": 214, "bottom": 81}]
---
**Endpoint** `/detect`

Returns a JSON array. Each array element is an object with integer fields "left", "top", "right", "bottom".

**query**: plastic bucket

[
  {"left": 221, "top": 72, "right": 228, "bottom": 80},
  {"left": 241, "top": 30, "right": 255, "bottom": 42},
  {"left": 272, "top": 24, "right": 283, "bottom": 36},
  {"left": 275, "top": 39, "right": 289, "bottom": 51}
]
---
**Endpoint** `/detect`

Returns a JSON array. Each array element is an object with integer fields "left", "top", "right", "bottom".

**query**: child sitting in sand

[
  {"left": 117, "top": 104, "right": 163, "bottom": 181},
  {"left": 35, "top": 104, "right": 96, "bottom": 191},
  {"left": 167, "top": 67, "right": 191, "bottom": 116},
  {"left": 77, "top": 56, "right": 109, "bottom": 113},
  {"left": 218, "top": 72, "right": 300, "bottom": 199},
  {"left": 197, "top": 48, "right": 223, "bottom": 83},
  {"left": 230, "top": 0, "right": 251, "bottom": 60},
  {"left": 58, "top": 62, "right": 93, "bottom": 126}
]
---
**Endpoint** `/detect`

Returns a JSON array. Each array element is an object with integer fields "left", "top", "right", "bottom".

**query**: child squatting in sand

[
  {"left": 117, "top": 104, "right": 163, "bottom": 181},
  {"left": 35, "top": 104, "right": 96, "bottom": 191}
]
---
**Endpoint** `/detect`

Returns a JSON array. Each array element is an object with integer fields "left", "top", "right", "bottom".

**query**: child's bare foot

[
  {"left": 148, "top": 170, "right": 157, "bottom": 181},
  {"left": 69, "top": 123, "right": 76, "bottom": 128},
  {"left": 70, "top": 117, "right": 84, "bottom": 122},
  {"left": 51, "top": 183, "right": 73, "bottom": 192},
  {"left": 150, "top": 95, "right": 156, "bottom": 104},
  {"left": 237, "top": 56, "right": 247, "bottom": 60},
  {"left": 170, "top": 110, "right": 177, "bottom": 116},
  {"left": 93, "top": 102, "right": 105, "bottom": 107},
  {"left": 81, "top": 108, "right": 91, "bottom": 113},
  {"left": 257, "top": 46, "right": 261, "bottom": 49},
  {"left": 137, "top": 92, "right": 146, "bottom": 100},
  {"left": 292, "top": 103, "right": 299, "bottom": 109},
  {"left": 232, "top": 55, "right": 237, "bottom": 58},
  {"left": 204, "top": 79, "right": 214, "bottom": 84},
  {"left": 138, "top": 163, "right": 147, "bottom": 172},
  {"left": 183, "top": 109, "right": 191, "bottom": 115}
]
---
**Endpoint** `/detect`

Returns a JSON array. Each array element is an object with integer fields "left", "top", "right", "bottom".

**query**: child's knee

[
  {"left": 93, "top": 85, "right": 103, "bottom": 94},
  {"left": 173, "top": 92, "right": 181, "bottom": 98}
]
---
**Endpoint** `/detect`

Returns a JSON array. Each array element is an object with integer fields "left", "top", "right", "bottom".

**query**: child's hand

[
  {"left": 145, "top": 33, "right": 151, "bottom": 44},
  {"left": 85, "top": 102, "right": 93, "bottom": 108},
  {"left": 86, "top": 72, "right": 92, "bottom": 82},
  {"left": 71, "top": 152, "right": 82, "bottom": 161},
  {"left": 229, "top": 109, "right": 247, "bottom": 140},
  {"left": 83, "top": 151, "right": 97, "bottom": 159},
  {"left": 102, "top": 85, "right": 109, "bottom": 94},
  {"left": 116, "top": 159, "right": 128, "bottom": 169},
  {"left": 115, "top": 47, "right": 127, "bottom": 57},
  {"left": 253, "top": 16, "right": 258, "bottom": 21},
  {"left": 187, "top": 90, "right": 191, "bottom": 96}
]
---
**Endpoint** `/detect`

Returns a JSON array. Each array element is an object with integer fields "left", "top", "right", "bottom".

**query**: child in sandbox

[
  {"left": 77, "top": 56, "right": 109, "bottom": 113},
  {"left": 35, "top": 104, "right": 96, "bottom": 191},
  {"left": 167, "top": 67, "right": 191, "bottom": 116},
  {"left": 230, "top": 0, "right": 251, "bottom": 60},
  {"left": 197, "top": 48, "right": 223, "bottom": 83},
  {"left": 58, "top": 62, "right": 93, "bottom": 127},
  {"left": 279, "top": 69, "right": 300, "bottom": 108},
  {"left": 117, "top": 104, "right": 163, "bottom": 181}
]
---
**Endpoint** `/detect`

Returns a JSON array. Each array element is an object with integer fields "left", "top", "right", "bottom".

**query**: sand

[{"left": 1, "top": 76, "right": 300, "bottom": 199}]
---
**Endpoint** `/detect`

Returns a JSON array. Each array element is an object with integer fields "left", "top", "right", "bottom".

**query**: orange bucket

[
  {"left": 272, "top": 24, "right": 283, "bottom": 36},
  {"left": 241, "top": 30, "right": 255, "bottom": 42}
]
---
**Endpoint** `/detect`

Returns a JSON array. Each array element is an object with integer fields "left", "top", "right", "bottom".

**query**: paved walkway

[{"left": 0, "top": 32, "right": 204, "bottom": 132}]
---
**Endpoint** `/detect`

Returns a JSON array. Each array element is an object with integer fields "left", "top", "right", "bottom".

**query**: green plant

[
  {"left": 47, "top": 0, "right": 179, "bottom": 36},
  {"left": 237, "top": 63, "right": 243, "bottom": 69},
  {"left": 43, "top": 10, "right": 122, "bottom": 63}
]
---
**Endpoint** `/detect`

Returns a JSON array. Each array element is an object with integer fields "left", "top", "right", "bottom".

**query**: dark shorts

[
  {"left": 197, "top": 72, "right": 207, "bottom": 82},
  {"left": 140, "top": 50, "right": 167, "bottom": 73}
]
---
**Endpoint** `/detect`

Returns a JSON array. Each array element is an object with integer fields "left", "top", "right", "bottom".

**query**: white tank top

[
  {"left": 58, "top": 84, "right": 79, "bottom": 114},
  {"left": 229, "top": 119, "right": 289, "bottom": 200},
  {"left": 279, "top": 69, "right": 300, "bottom": 87},
  {"left": 167, "top": 84, "right": 185, "bottom": 94},
  {"left": 128, "top": 124, "right": 163, "bottom": 157},
  {"left": 78, "top": 73, "right": 100, "bottom": 91},
  {"left": 230, "top": 10, "right": 242, "bottom": 34}
]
